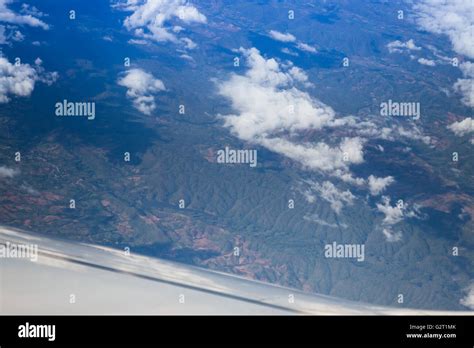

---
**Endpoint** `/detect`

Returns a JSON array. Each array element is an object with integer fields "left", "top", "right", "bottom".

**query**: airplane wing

[{"left": 0, "top": 226, "right": 471, "bottom": 315}]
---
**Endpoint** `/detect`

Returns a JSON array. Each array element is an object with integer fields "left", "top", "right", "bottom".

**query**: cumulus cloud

[
  {"left": 0, "top": 165, "right": 17, "bottom": 178},
  {"left": 268, "top": 30, "right": 296, "bottom": 43},
  {"left": 395, "top": 125, "right": 431, "bottom": 145},
  {"left": 0, "top": 25, "right": 25, "bottom": 45},
  {"left": 217, "top": 47, "right": 365, "bottom": 177},
  {"left": 454, "top": 79, "right": 474, "bottom": 107},
  {"left": 453, "top": 62, "right": 474, "bottom": 107},
  {"left": 412, "top": 0, "right": 474, "bottom": 107},
  {"left": 417, "top": 57, "right": 436, "bottom": 66},
  {"left": 0, "top": 0, "right": 48, "bottom": 29},
  {"left": 376, "top": 196, "right": 405, "bottom": 242},
  {"left": 118, "top": 68, "right": 165, "bottom": 115},
  {"left": 376, "top": 196, "right": 404, "bottom": 225},
  {"left": 448, "top": 117, "right": 474, "bottom": 137},
  {"left": 460, "top": 283, "right": 474, "bottom": 309},
  {"left": 114, "top": 0, "right": 206, "bottom": 46},
  {"left": 296, "top": 42, "right": 317, "bottom": 53},
  {"left": 375, "top": 196, "right": 423, "bottom": 242},
  {"left": 346, "top": 118, "right": 432, "bottom": 146},
  {"left": 217, "top": 48, "right": 434, "bottom": 199},
  {"left": 382, "top": 228, "right": 402, "bottom": 242},
  {"left": 368, "top": 175, "right": 394, "bottom": 196},
  {"left": 413, "top": 0, "right": 474, "bottom": 59},
  {"left": 20, "top": 4, "right": 46, "bottom": 18},
  {"left": 387, "top": 39, "right": 421, "bottom": 53},
  {"left": 305, "top": 180, "right": 355, "bottom": 214},
  {"left": 0, "top": 1, "right": 48, "bottom": 45},
  {"left": 268, "top": 30, "right": 317, "bottom": 54},
  {"left": 181, "top": 37, "right": 197, "bottom": 49},
  {"left": 0, "top": 56, "right": 57, "bottom": 103}
]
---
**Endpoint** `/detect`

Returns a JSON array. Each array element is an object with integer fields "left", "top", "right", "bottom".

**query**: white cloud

[
  {"left": 181, "top": 37, "right": 197, "bottom": 49},
  {"left": 296, "top": 42, "right": 317, "bottom": 53},
  {"left": 454, "top": 78, "right": 474, "bottom": 107},
  {"left": 368, "top": 175, "right": 394, "bottom": 196},
  {"left": 0, "top": 2, "right": 47, "bottom": 45},
  {"left": 382, "top": 228, "right": 402, "bottom": 242},
  {"left": 375, "top": 196, "right": 423, "bottom": 242},
  {"left": 304, "top": 214, "right": 348, "bottom": 229},
  {"left": 302, "top": 190, "right": 316, "bottom": 203},
  {"left": 0, "top": 165, "right": 17, "bottom": 178},
  {"left": 20, "top": 4, "right": 46, "bottom": 18},
  {"left": 376, "top": 196, "right": 405, "bottom": 242},
  {"left": 281, "top": 47, "right": 298, "bottom": 57},
  {"left": 306, "top": 180, "right": 355, "bottom": 214},
  {"left": 128, "top": 38, "right": 148, "bottom": 45},
  {"left": 0, "top": 56, "right": 57, "bottom": 103},
  {"left": 417, "top": 57, "right": 436, "bottom": 66},
  {"left": 114, "top": 0, "right": 206, "bottom": 45},
  {"left": 0, "top": 25, "right": 24, "bottom": 45},
  {"left": 11, "top": 29, "right": 23, "bottom": 41},
  {"left": 118, "top": 68, "right": 165, "bottom": 115},
  {"left": 268, "top": 30, "right": 295, "bottom": 43},
  {"left": 217, "top": 47, "right": 433, "bottom": 199},
  {"left": 413, "top": 0, "right": 474, "bottom": 59},
  {"left": 460, "top": 283, "right": 474, "bottom": 309},
  {"left": 0, "top": 0, "right": 48, "bottom": 29},
  {"left": 387, "top": 39, "right": 421, "bottom": 53},
  {"left": 0, "top": 25, "right": 6, "bottom": 44},
  {"left": 448, "top": 117, "right": 474, "bottom": 137},
  {"left": 268, "top": 30, "right": 316, "bottom": 54},
  {"left": 376, "top": 196, "right": 404, "bottom": 225},
  {"left": 217, "top": 47, "right": 365, "bottom": 176},
  {"left": 180, "top": 53, "right": 193, "bottom": 61},
  {"left": 412, "top": 0, "right": 474, "bottom": 107},
  {"left": 453, "top": 62, "right": 474, "bottom": 107},
  {"left": 395, "top": 126, "right": 431, "bottom": 145}
]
